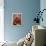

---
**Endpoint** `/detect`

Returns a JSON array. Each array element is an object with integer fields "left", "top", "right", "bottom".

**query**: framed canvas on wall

[{"left": 12, "top": 12, "right": 22, "bottom": 26}]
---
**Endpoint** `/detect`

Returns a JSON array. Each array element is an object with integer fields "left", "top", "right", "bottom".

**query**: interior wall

[
  {"left": 40, "top": 0, "right": 46, "bottom": 45},
  {"left": 4, "top": 0, "right": 40, "bottom": 42},
  {"left": 40, "top": 0, "right": 46, "bottom": 27},
  {"left": 0, "top": 0, "right": 4, "bottom": 42}
]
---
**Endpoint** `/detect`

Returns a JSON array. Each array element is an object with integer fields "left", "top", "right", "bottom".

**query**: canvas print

[{"left": 12, "top": 13, "right": 21, "bottom": 25}]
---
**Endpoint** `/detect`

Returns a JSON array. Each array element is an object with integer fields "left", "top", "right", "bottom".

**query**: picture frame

[{"left": 12, "top": 12, "right": 22, "bottom": 26}]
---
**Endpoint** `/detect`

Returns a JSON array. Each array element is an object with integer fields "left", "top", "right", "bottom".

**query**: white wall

[{"left": 0, "top": 0, "right": 4, "bottom": 42}]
